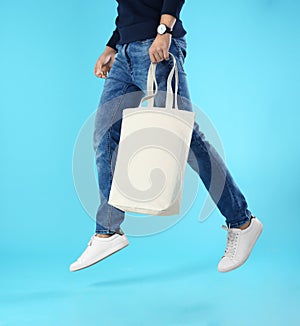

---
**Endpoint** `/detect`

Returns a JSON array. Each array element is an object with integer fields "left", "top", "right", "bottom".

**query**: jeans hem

[
  {"left": 95, "top": 230, "right": 116, "bottom": 235},
  {"left": 227, "top": 212, "right": 253, "bottom": 228}
]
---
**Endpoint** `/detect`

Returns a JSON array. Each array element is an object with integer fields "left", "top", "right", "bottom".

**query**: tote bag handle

[{"left": 138, "top": 52, "right": 179, "bottom": 110}]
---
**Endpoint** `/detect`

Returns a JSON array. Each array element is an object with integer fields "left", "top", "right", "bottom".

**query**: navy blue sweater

[{"left": 106, "top": 0, "right": 186, "bottom": 52}]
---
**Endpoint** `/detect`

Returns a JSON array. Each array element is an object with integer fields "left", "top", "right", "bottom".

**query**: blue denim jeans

[{"left": 93, "top": 36, "right": 252, "bottom": 234}]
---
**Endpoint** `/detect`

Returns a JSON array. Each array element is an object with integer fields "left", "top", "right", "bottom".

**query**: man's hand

[
  {"left": 94, "top": 46, "right": 117, "bottom": 78},
  {"left": 149, "top": 34, "right": 172, "bottom": 63}
]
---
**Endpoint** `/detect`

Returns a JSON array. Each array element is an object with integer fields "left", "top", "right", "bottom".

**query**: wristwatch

[{"left": 157, "top": 23, "right": 173, "bottom": 35}]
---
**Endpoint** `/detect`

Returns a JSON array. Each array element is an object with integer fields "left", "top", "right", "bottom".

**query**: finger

[
  {"left": 95, "top": 72, "right": 103, "bottom": 78},
  {"left": 153, "top": 51, "right": 163, "bottom": 63},
  {"left": 152, "top": 48, "right": 164, "bottom": 62},
  {"left": 94, "top": 64, "right": 100, "bottom": 76},
  {"left": 163, "top": 48, "right": 169, "bottom": 61},
  {"left": 102, "top": 65, "right": 109, "bottom": 74},
  {"left": 99, "top": 70, "right": 107, "bottom": 78},
  {"left": 108, "top": 60, "right": 115, "bottom": 71},
  {"left": 156, "top": 49, "right": 165, "bottom": 61},
  {"left": 149, "top": 51, "right": 156, "bottom": 63},
  {"left": 95, "top": 64, "right": 103, "bottom": 77},
  {"left": 95, "top": 71, "right": 102, "bottom": 78},
  {"left": 95, "top": 68, "right": 106, "bottom": 79}
]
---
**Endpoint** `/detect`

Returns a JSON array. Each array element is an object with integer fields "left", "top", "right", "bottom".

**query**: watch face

[{"left": 157, "top": 24, "right": 167, "bottom": 34}]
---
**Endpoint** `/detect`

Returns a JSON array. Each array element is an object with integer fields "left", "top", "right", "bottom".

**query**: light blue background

[{"left": 1, "top": 0, "right": 300, "bottom": 325}]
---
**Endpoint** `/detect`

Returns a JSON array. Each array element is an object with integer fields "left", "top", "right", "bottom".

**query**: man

[{"left": 70, "top": 0, "right": 263, "bottom": 273}]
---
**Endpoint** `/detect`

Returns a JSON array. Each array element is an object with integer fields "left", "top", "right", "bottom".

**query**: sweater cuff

[
  {"left": 106, "top": 28, "right": 120, "bottom": 52},
  {"left": 161, "top": 0, "right": 185, "bottom": 20}
]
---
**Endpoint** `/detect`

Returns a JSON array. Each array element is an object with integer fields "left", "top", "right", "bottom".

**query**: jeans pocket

[
  {"left": 173, "top": 37, "right": 187, "bottom": 60},
  {"left": 170, "top": 38, "right": 187, "bottom": 75}
]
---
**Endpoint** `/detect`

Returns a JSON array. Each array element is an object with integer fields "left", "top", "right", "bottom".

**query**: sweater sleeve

[
  {"left": 161, "top": 0, "right": 185, "bottom": 20},
  {"left": 106, "top": 28, "right": 120, "bottom": 52},
  {"left": 106, "top": 16, "right": 120, "bottom": 52}
]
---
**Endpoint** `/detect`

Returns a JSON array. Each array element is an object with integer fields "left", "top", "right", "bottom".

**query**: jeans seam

[
  {"left": 194, "top": 137, "right": 242, "bottom": 221},
  {"left": 210, "top": 152, "right": 241, "bottom": 216},
  {"left": 107, "top": 82, "right": 131, "bottom": 231}
]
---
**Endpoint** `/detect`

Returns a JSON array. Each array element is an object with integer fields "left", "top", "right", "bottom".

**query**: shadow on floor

[{"left": 89, "top": 259, "right": 212, "bottom": 287}]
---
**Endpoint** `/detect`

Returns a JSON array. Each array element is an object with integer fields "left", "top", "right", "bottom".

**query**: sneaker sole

[{"left": 70, "top": 237, "right": 129, "bottom": 272}]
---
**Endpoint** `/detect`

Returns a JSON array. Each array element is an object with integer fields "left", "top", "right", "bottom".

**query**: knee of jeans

[
  {"left": 94, "top": 131, "right": 109, "bottom": 161},
  {"left": 191, "top": 123, "right": 207, "bottom": 144},
  {"left": 187, "top": 148, "right": 199, "bottom": 172}
]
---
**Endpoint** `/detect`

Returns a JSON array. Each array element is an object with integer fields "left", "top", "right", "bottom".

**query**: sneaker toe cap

[
  {"left": 218, "top": 257, "right": 240, "bottom": 273},
  {"left": 69, "top": 260, "right": 83, "bottom": 272}
]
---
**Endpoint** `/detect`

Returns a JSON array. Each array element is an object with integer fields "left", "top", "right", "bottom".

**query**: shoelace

[
  {"left": 222, "top": 225, "right": 240, "bottom": 258},
  {"left": 76, "top": 235, "right": 97, "bottom": 263},
  {"left": 77, "top": 234, "right": 117, "bottom": 262},
  {"left": 87, "top": 234, "right": 97, "bottom": 246}
]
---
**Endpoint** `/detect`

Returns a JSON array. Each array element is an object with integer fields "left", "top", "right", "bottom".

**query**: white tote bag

[{"left": 108, "top": 53, "right": 196, "bottom": 216}]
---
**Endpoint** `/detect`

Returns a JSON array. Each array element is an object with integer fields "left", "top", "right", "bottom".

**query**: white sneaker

[
  {"left": 69, "top": 233, "right": 129, "bottom": 272},
  {"left": 218, "top": 216, "right": 263, "bottom": 273}
]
